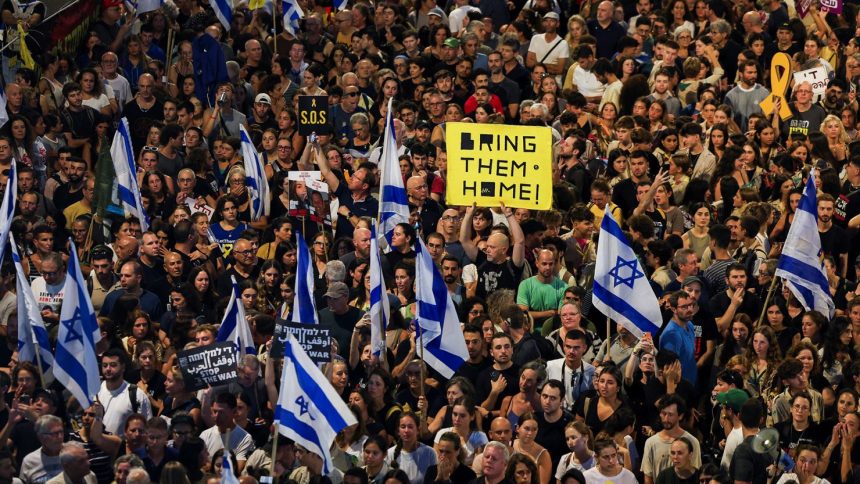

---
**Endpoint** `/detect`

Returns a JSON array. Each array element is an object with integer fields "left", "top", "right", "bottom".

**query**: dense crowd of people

[{"left": 3, "top": 0, "right": 860, "bottom": 482}]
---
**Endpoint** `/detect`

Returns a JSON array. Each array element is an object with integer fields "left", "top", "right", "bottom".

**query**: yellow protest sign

[
  {"left": 760, "top": 52, "right": 793, "bottom": 121},
  {"left": 446, "top": 123, "right": 553, "bottom": 210}
]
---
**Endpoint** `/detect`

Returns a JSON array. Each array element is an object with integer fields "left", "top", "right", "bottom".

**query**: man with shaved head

[
  {"left": 517, "top": 249, "right": 567, "bottom": 326},
  {"left": 436, "top": 208, "right": 470, "bottom": 266},
  {"left": 407, "top": 175, "right": 443, "bottom": 235},
  {"left": 460, "top": 203, "right": 525, "bottom": 299},
  {"left": 339, "top": 227, "right": 372, "bottom": 274}
]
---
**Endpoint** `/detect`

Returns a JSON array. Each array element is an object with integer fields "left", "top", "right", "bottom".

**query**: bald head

[
  {"left": 488, "top": 416, "right": 513, "bottom": 443},
  {"left": 406, "top": 176, "right": 428, "bottom": 202}
]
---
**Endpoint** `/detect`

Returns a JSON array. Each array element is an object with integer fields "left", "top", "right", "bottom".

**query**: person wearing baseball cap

[
  {"left": 249, "top": 93, "right": 276, "bottom": 132},
  {"left": 94, "top": 0, "right": 133, "bottom": 55},
  {"left": 716, "top": 388, "right": 750, "bottom": 468},
  {"left": 320, "top": 282, "right": 363, "bottom": 356}
]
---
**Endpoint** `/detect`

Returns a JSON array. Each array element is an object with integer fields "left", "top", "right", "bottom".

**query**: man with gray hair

[
  {"left": 124, "top": 468, "right": 149, "bottom": 484},
  {"left": 709, "top": 19, "right": 743, "bottom": 83},
  {"left": 46, "top": 443, "right": 96, "bottom": 484},
  {"left": 479, "top": 441, "right": 510, "bottom": 482},
  {"left": 112, "top": 455, "right": 145, "bottom": 484},
  {"left": 20, "top": 415, "right": 65, "bottom": 484},
  {"left": 325, "top": 260, "right": 347, "bottom": 285}
]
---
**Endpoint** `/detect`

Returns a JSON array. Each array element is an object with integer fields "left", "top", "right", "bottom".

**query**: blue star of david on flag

[
  {"left": 61, "top": 309, "right": 84, "bottom": 344},
  {"left": 607, "top": 256, "right": 645, "bottom": 289},
  {"left": 295, "top": 396, "right": 315, "bottom": 420}
]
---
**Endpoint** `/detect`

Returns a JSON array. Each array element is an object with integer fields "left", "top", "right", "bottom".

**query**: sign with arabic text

[
  {"left": 176, "top": 342, "right": 238, "bottom": 391},
  {"left": 272, "top": 321, "right": 331, "bottom": 364}
]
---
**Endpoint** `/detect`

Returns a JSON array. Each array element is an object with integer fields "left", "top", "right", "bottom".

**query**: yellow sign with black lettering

[
  {"left": 446, "top": 123, "right": 553, "bottom": 210},
  {"left": 298, "top": 95, "right": 330, "bottom": 136}
]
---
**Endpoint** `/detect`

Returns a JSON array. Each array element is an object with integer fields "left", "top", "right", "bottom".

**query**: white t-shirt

[
  {"left": 200, "top": 425, "right": 255, "bottom": 462},
  {"left": 528, "top": 33, "right": 570, "bottom": 85},
  {"left": 583, "top": 466, "right": 639, "bottom": 484},
  {"left": 387, "top": 444, "right": 438, "bottom": 484},
  {"left": 776, "top": 474, "right": 830, "bottom": 484},
  {"left": 97, "top": 381, "right": 153, "bottom": 437},
  {"left": 573, "top": 65, "right": 605, "bottom": 98},
  {"left": 720, "top": 426, "right": 744, "bottom": 469}
]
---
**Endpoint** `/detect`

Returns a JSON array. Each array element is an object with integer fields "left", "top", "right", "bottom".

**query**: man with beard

[
  {"left": 819, "top": 193, "right": 849, "bottom": 277},
  {"left": 517, "top": 250, "right": 566, "bottom": 327},
  {"left": 96, "top": 348, "right": 153, "bottom": 438},
  {"left": 455, "top": 325, "right": 489, "bottom": 381},
  {"left": 487, "top": 51, "right": 519, "bottom": 120},
  {"left": 441, "top": 255, "right": 464, "bottom": 306},
  {"left": 52, "top": 157, "right": 88, "bottom": 213},
  {"left": 60, "top": 83, "right": 99, "bottom": 157}
]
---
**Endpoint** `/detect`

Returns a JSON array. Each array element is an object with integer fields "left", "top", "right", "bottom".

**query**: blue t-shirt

[
  {"left": 210, "top": 222, "right": 248, "bottom": 257},
  {"left": 659, "top": 320, "right": 697, "bottom": 385}
]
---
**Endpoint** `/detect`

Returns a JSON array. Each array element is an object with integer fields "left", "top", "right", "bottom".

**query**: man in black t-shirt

[
  {"left": 476, "top": 333, "right": 520, "bottom": 412},
  {"left": 730, "top": 399, "right": 772, "bottom": 484},
  {"left": 819, "top": 194, "right": 849, "bottom": 277},
  {"left": 460, "top": 205, "right": 526, "bottom": 299}
]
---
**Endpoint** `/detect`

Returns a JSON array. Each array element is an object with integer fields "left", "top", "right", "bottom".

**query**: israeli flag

[
  {"left": 220, "top": 454, "right": 240, "bottom": 484},
  {"left": 292, "top": 233, "right": 318, "bottom": 324},
  {"left": 415, "top": 238, "right": 468, "bottom": 378},
  {"left": 378, "top": 98, "right": 409, "bottom": 247},
  {"left": 369, "top": 223, "right": 389, "bottom": 358},
  {"left": 0, "top": 161, "right": 16, "bottom": 265},
  {"left": 216, "top": 276, "right": 256, "bottom": 357},
  {"left": 239, "top": 125, "right": 270, "bottom": 221},
  {"left": 12, "top": 234, "right": 53, "bottom": 381},
  {"left": 333, "top": 0, "right": 346, "bottom": 10},
  {"left": 0, "top": 84, "right": 7, "bottom": 128},
  {"left": 112, "top": 118, "right": 150, "bottom": 231},
  {"left": 54, "top": 240, "right": 102, "bottom": 407},
  {"left": 211, "top": 0, "right": 233, "bottom": 30},
  {"left": 592, "top": 211, "right": 663, "bottom": 338},
  {"left": 775, "top": 171, "right": 835, "bottom": 317},
  {"left": 275, "top": 332, "right": 357, "bottom": 475},
  {"left": 281, "top": 0, "right": 304, "bottom": 36}
]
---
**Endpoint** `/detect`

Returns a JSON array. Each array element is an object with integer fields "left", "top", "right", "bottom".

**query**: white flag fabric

[
  {"left": 369, "top": 223, "right": 389, "bottom": 358},
  {"left": 415, "top": 238, "right": 468, "bottom": 378},
  {"left": 0, "top": 161, "right": 16, "bottom": 265},
  {"left": 211, "top": 0, "right": 233, "bottom": 30},
  {"left": 111, "top": 118, "right": 150, "bottom": 231},
  {"left": 281, "top": 0, "right": 304, "bottom": 36},
  {"left": 775, "top": 171, "right": 835, "bottom": 317},
  {"left": 378, "top": 98, "right": 409, "bottom": 247},
  {"left": 216, "top": 276, "right": 256, "bottom": 357},
  {"left": 54, "top": 240, "right": 102, "bottom": 407},
  {"left": 592, "top": 211, "right": 663, "bottom": 338},
  {"left": 11, "top": 234, "right": 54, "bottom": 381},
  {"left": 220, "top": 454, "right": 240, "bottom": 484},
  {"left": 239, "top": 125, "right": 270, "bottom": 220},
  {"left": 275, "top": 333, "right": 357, "bottom": 475},
  {"left": 291, "top": 233, "right": 318, "bottom": 324},
  {"left": 0, "top": 83, "right": 8, "bottom": 128}
]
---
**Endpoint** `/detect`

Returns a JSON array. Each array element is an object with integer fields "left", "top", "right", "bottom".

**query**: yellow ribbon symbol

[{"left": 760, "top": 52, "right": 792, "bottom": 121}]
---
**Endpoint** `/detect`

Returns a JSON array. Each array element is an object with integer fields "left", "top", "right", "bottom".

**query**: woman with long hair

[
  {"left": 565, "top": 16, "right": 588, "bottom": 55},
  {"left": 210, "top": 194, "right": 248, "bottom": 258},
  {"left": 665, "top": 0, "right": 695, "bottom": 36},
  {"left": 336, "top": 403, "right": 369, "bottom": 467},
  {"left": 366, "top": 367, "right": 403, "bottom": 440},
  {"left": 119, "top": 35, "right": 151, "bottom": 91},
  {"left": 557, "top": 421, "right": 595, "bottom": 475},
  {"left": 820, "top": 316, "right": 856, "bottom": 387},
  {"left": 714, "top": 314, "right": 752, "bottom": 370},
  {"left": 583, "top": 439, "right": 637, "bottom": 484},
  {"left": 425, "top": 431, "right": 477, "bottom": 482},
  {"left": 506, "top": 453, "right": 540, "bottom": 484},
  {"left": 363, "top": 435, "right": 392, "bottom": 482},
  {"left": 774, "top": 392, "right": 820, "bottom": 456},
  {"left": 746, "top": 326, "right": 782, "bottom": 398},
  {"left": 77, "top": 68, "right": 115, "bottom": 117},
  {"left": 821, "top": 114, "right": 850, "bottom": 170},
  {"left": 706, "top": 123, "right": 729, "bottom": 161},
  {"left": 7, "top": 115, "right": 44, "bottom": 175},
  {"left": 682, "top": 202, "right": 711, "bottom": 259},
  {"left": 434, "top": 397, "right": 488, "bottom": 467},
  {"left": 143, "top": 170, "right": 176, "bottom": 220},
  {"left": 255, "top": 260, "right": 283, "bottom": 315},
  {"left": 786, "top": 341, "right": 832, "bottom": 412},
  {"left": 428, "top": 377, "right": 480, "bottom": 435},
  {"left": 575, "top": 364, "right": 627, "bottom": 435},
  {"left": 511, "top": 413, "right": 552, "bottom": 484},
  {"left": 387, "top": 413, "right": 436, "bottom": 483}
]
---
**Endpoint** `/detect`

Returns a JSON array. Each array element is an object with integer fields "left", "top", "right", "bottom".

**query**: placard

[
  {"left": 821, "top": 0, "right": 842, "bottom": 14},
  {"left": 793, "top": 66, "right": 829, "bottom": 103},
  {"left": 271, "top": 321, "right": 332, "bottom": 364},
  {"left": 298, "top": 96, "right": 330, "bottom": 136},
  {"left": 176, "top": 342, "right": 239, "bottom": 391},
  {"left": 185, "top": 197, "right": 214, "bottom": 220},
  {"left": 446, "top": 123, "right": 553, "bottom": 210}
]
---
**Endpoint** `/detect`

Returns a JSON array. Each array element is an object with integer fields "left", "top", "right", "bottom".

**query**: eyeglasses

[
  {"left": 233, "top": 249, "right": 254, "bottom": 256},
  {"left": 344, "top": 91, "right": 359, "bottom": 97},
  {"left": 142, "top": 146, "right": 158, "bottom": 152},
  {"left": 441, "top": 215, "right": 460, "bottom": 221}
]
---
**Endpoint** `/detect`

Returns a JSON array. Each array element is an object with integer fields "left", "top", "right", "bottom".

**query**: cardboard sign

[
  {"left": 185, "top": 198, "right": 214, "bottom": 220},
  {"left": 793, "top": 66, "right": 829, "bottom": 103},
  {"left": 271, "top": 321, "right": 332, "bottom": 364},
  {"left": 298, "top": 96, "right": 330, "bottom": 136},
  {"left": 446, "top": 123, "right": 553, "bottom": 210},
  {"left": 176, "top": 342, "right": 239, "bottom": 391}
]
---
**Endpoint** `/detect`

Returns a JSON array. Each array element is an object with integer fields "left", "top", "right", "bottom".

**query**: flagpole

[
  {"left": 30, "top": 328, "right": 46, "bottom": 389},
  {"left": 414, "top": 244, "right": 426, "bottom": 426},
  {"left": 756, "top": 274, "right": 780, "bottom": 327},
  {"left": 269, "top": 354, "right": 280, "bottom": 479}
]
